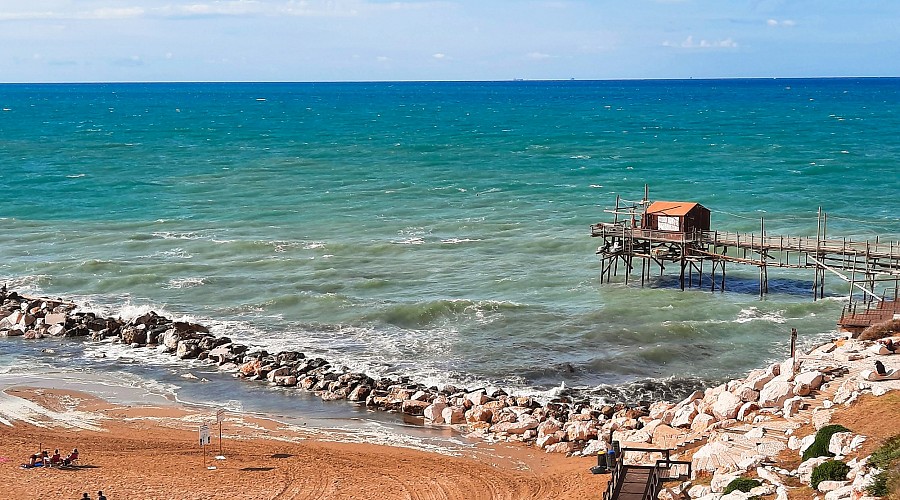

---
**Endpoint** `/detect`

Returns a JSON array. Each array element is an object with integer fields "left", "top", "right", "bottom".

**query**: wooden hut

[{"left": 642, "top": 201, "right": 710, "bottom": 234}]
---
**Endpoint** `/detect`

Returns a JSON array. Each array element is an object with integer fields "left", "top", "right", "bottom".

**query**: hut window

[{"left": 658, "top": 216, "right": 680, "bottom": 232}]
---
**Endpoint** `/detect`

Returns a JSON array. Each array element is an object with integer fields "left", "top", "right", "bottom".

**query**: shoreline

[{"left": 4, "top": 288, "right": 900, "bottom": 499}]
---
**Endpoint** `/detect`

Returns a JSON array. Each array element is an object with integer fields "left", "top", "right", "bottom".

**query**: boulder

[
  {"left": 712, "top": 391, "right": 743, "bottom": 420},
  {"left": 536, "top": 433, "right": 560, "bottom": 449},
  {"left": 442, "top": 406, "right": 465, "bottom": 424},
  {"left": 795, "top": 370, "right": 824, "bottom": 391},
  {"left": 347, "top": 384, "right": 371, "bottom": 402},
  {"left": 564, "top": 420, "right": 597, "bottom": 441},
  {"left": 544, "top": 441, "right": 576, "bottom": 454},
  {"left": 828, "top": 432, "right": 856, "bottom": 456},
  {"left": 671, "top": 402, "right": 698, "bottom": 428},
  {"left": 818, "top": 480, "right": 848, "bottom": 493},
  {"left": 758, "top": 381, "right": 794, "bottom": 408},
  {"left": 465, "top": 406, "right": 493, "bottom": 424},
  {"left": 401, "top": 399, "right": 430, "bottom": 416},
  {"left": 424, "top": 402, "right": 447, "bottom": 424},
  {"left": 491, "top": 417, "right": 539, "bottom": 435},
  {"left": 783, "top": 396, "right": 803, "bottom": 418},
  {"left": 690, "top": 413, "right": 716, "bottom": 433},
  {"left": 736, "top": 402, "right": 760, "bottom": 421}
]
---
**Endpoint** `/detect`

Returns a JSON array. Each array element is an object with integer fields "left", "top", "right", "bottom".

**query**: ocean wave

[
  {"left": 164, "top": 277, "right": 205, "bottom": 289},
  {"left": 439, "top": 238, "right": 481, "bottom": 244},
  {"left": 368, "top": 299, "right": 523, "bottom": 329},
  {"left": 734, "top": 306, "right": 786, "bottom": 324}
]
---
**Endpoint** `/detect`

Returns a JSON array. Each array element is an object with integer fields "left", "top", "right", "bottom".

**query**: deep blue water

[{"left": 1, "top": 78, "right": 899, "bottom": 408}]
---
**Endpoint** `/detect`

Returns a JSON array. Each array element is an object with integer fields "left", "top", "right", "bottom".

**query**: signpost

[
  {"left": 199, "top": 424, "right": 215, "bottom": 470},
  {"left": 215, "top": 409, "right": 226, "bottom": 459}
]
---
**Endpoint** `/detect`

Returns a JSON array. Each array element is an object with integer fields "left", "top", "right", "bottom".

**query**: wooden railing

[{"left": 602, "top": 446, "right": 692, "bottom": 500}]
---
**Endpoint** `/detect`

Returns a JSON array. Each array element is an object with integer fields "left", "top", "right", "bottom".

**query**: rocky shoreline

[{"left": 2, "top": 288, "right": 897, "bottom": 499}]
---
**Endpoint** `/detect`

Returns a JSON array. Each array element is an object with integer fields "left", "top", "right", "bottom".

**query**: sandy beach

[{"left": 0, "top": 383, "right": 605, "bottom": 500}]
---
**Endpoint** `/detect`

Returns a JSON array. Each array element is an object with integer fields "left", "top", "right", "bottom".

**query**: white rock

[
  {"left": 687, "top": 484, "right": 710, "bottom": 498},
  {"left": 736, "top": 402, "right": 760, "bottom": 421},
  {"left": 564, "top": 420, "right": 598, "bottom": 441},
  {"left": 783, "top": 396, "right": 804, "bottom": 418},
  {"left": 818, "top": 480, "right": 848, "bottom": 492},
  {"left": 795, "top": 370, "right": 824, "bottom": 390},
  {"left": 872, "top": 385, "right": 890, "bottom": 397},
  {"left": 710, "top": 471, "right": 741, "bottom": 493},
  {"left": 690, "top": 413, "right": 716, "bottom": 432},
  {"left": 671, "top": 402, "right": 699, "bottom": 428},
  {"left": 757, "top": 466, "right": 785, "bottom": 487},
  {"left": 581, "top": 438, "right": 607, "bottom": 457},
  {"left": 823, "top": 485, "right": 854, "bottom": 500},
  {"left": 712, "top": 391, "right": 743, "bottom": 420},
  {"left": 536, "top": 433, "right": 560, "bottom": 449},
  {"left": 544, "top": 441, "right": 576, "bottom": 454},
  {"left": 829, "top": 432, "right": 855, "bottom": 456},
  {"left": 759, "top": 381, "right": 795, "bottom": 408},
  {"left": 788, "top": 435, "right": 802, "bottom": 450},
  {"left": 746, "top": 426, "right": 765, "bottom": 439},
  {"left": 799, "top": 434, "right": 816, "bottom": 456},
  {"left": 443, "top": 406, "right": 465, "bottom": 424},
  {"left": 424, "top": 402, "right": 447, "bottom": 424}
]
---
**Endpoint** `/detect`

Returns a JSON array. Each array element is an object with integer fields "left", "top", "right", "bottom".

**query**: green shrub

[
  {"left": 869, "top": 434, "right": 900, "bottom": 469},
  {"left": 802, "top": 424, "right": 851, "bottom": 461},
  {"left": 811, "top": 460, "right": 850, "bottom": 489},
  {"left": 866, "top": 433, "right": 900, "bottom": 497},
  {"left": 723, "top": 477, "right": 761, "bottom": 494},
  {"left": 867, "top": 471, "right": 888, "bottom": 497}
]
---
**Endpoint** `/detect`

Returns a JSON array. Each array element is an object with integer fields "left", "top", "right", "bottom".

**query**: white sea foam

[
  {"left": 734, "top": 307, "right": 786, "bottom": 324},
  {"left": 66, "top": 173, "right": 86, "bottom": 178},
  {"left": 440, "top": 238, "right": 481, "bottom": 244},
  {"left": 165, "top": 277, "right": 205, "bottom": 289}
]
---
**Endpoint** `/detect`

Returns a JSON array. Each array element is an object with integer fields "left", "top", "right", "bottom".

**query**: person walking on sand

[
  {"left": 80, "top": 493, "right": 91, "bottom": 500},
  {"left": 97, "top": 491, "right": 107, "bottom": 500}
]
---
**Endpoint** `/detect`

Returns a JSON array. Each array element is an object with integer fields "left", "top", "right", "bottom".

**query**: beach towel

[
  {"left": 868, "top": 344, "right": 894, "bottom": 356},
  {"left": 861, "top": 369, "right": 900, "bottom": 381}
]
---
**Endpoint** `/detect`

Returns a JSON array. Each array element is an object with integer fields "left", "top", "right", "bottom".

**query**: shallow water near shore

[{"left": 2, "top": 79, "right": 900, "bottom": 422}]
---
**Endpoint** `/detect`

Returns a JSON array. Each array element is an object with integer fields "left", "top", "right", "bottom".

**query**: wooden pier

[{"left": 590, "top": 192, "right": 900, "bottom": 332}]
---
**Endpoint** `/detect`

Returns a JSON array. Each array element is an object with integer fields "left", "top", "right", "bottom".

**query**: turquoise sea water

[{"left": 1, "top": 79, "right": 899, "bottom": 410}]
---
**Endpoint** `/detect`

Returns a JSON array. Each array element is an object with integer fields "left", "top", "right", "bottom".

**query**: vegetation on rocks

[
  {"left": 722, "top": 477, "right": 761, "bottom": 494},
  {"left": 810, "top": 460, "right": 850, "bottom": 490},
  {"left": 867, "top": 433, "right": 900, "bottom": 498},
  {"left": 802, "top": 424, "right": 851, "bottom": 461}
]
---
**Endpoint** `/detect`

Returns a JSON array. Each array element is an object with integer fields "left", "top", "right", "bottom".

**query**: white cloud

[
  {"left": 663, "top": 36, "right": 738, "bottom": 49},
  {"left": 767, "top": 19, "right": 796, "bottom": 27},
  {"left": 527, "top": 52, "right": 552, "bottom": 60},
  {"left": 432, "top": 53, "right": 446, "bottom": 59}
]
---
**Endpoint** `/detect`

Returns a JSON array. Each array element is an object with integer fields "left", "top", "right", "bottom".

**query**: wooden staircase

[{"left": 602, "top": 447, "right": 691, "bottom": 500}]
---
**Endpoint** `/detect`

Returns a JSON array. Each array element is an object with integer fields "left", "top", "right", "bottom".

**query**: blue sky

[{"left": 1, "top": 0, "right": 898, "bottom": 82}]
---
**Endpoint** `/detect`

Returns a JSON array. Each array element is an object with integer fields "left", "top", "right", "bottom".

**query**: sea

[{"left": 1, "top": 79, "right": 899, "bottom": 435}]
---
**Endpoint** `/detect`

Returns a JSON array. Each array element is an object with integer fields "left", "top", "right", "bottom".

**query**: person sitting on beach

[
  {"left": 884, "top": 338, "right": 897, "bottom": 353},
  {"left": 97, "top": 491, "right": 107, "bottom": 500},
  {"left": 25, "top": 453, "right": 39, "bottom": 467},
  {"left": 80, "top": 493, "right": 91, "bottom": 500},
  {"left": 875, "top": 359, "right": 887, "bottom": 376},
  {"left": 50, "top": 449, "right": 62, "bottom": 467},
  {"left": 63, "top": 448, "right": 79, "bottom": 466}
]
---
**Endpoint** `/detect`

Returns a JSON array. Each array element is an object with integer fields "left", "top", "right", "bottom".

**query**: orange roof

[{"left": 646, "top": 201, "right": 702, "bottom": 217}]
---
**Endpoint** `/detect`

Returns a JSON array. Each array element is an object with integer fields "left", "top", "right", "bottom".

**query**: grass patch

[{"left": 868, "top": 434, "right": 900, "bottom": 499}]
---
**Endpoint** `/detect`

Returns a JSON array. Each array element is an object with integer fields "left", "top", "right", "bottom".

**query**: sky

[{"left": 1, "top": 0, "right": 898, "bottom": 82}]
